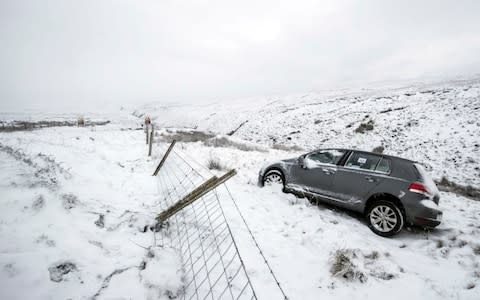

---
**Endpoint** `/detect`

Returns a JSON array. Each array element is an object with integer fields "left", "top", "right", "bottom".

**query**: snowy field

[
  {"left": 1, "top": 78, "right": 480, "bottom": 299},
  {"left": 136, "top": 77, "right": 480, "bottom": 187}
]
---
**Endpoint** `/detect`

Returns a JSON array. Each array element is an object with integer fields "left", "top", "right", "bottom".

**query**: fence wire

[{"left": 153, "top": 144, "right": 257, "bottom": 300}]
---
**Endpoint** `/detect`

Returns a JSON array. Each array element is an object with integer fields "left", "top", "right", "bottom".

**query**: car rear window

[
  {"left": 345, "top": 152, "right": 381, "bottom": 171},
  {"left": 413, "top": 163, "right": 439, "bottom": 194}
]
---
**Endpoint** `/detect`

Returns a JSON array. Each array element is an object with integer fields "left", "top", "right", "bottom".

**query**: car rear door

[{"left": 331, "top": 151, "right": 390, "bottom": 210}]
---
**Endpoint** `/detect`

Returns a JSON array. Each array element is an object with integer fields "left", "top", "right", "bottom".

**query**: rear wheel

[
  {"left": 263, "top": 170, "right": 285, "bottom": 186},
  {"left": 366, "top": 200, "right": 404, "bottom": 237}
]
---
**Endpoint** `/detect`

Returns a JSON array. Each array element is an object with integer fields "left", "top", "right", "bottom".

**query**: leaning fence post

[
  {"left": 145, "top": 116, "right": 151, "bottom": 145},
  {"left": 156, "top": 169, "right": 237, "bottom": 223},
  {"left": 148, "top": 126, "right": 154, "bottom": 157},
  {"left": 145, "top": 126, "right": 149, "bottom": 145},
  {"left": 152, "top": 140, "right": 176, "bottom": 176}
]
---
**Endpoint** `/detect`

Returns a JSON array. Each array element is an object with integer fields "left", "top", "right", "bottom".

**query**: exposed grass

[
  {"left": 207, "top": 158, "right": 223, "bottom": 171},
  {"left": 466, "top": 283, "right": 476, "bottom": 290},
  {"left": 159, "top": 130, "right": 270, "bottom": 153},
  {"left": 160, "top": 129, "right": 305, "bottom": 153},
  {"left": 0, "top": 120, "right": 110, "bottom": 132},
  {"left": 364, "top": 250, "right": 379, "bottom": 260},
  {"left": 379, "top": 106, "right": 407, "bottom": 114},
  {"left": 436, "top": 176, "right": 480, "bottom": 201},
  {"left": 436, "top": 239, "right": 445, "bottom": 248},
  {"left": 330, "top": 249, "right": 367, "bottom": 283},
  {"left": 159, "top": 130, "right": 215, "bottom": 143},
  {"left": 354, "top": 120, "right": 375, "bottom": 134},
  {"left": 204, "top": 136, "right": 268, "bottom": 152},
  {"left": 77, "top": 116, "right": 85, "bottom": 126},
  {"left": 271, "top": 143, "right": 305, "bottom": 152},
  {"left": 372, "top": 146, "right": 385, "bottom": 154},
  {"left": 472, "top": 245, "right": 480, "bottom": 255},
  {"left": 227, "top": 120, "right": 248, "bottom": 136}
]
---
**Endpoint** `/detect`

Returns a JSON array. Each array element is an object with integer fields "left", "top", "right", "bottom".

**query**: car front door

[
  {"left": 290, "top": 149, "right": 347, "bottom": 198},
  {"left": 332, "top": 151, "right": 390, "bottom": 210}
]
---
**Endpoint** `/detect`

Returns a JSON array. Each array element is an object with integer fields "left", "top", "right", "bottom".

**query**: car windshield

[{"left": 305, "top": 149, "right": 345, "bottom": 167}]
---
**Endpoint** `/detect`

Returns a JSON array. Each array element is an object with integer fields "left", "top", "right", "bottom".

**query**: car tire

[
  {"left": 262, "top": 169, "right": 285, "bottom": 187},
  {"left": 366, "top": 200, "right": 404, "bottom": 237}
]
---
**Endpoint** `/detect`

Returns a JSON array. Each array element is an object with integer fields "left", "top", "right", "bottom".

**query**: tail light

[{"left": 409, "top": 182, "right": 431, "bottom": 196}]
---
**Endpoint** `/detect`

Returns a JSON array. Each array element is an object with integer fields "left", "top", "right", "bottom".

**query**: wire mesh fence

[{"left": 153, "top": 144, "right": 257, "bottom": 300}]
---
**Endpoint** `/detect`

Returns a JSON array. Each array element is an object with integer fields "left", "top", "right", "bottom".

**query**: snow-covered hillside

[
  {"left": 1, "top": 78, "right": 480, "bottom": 300},
  {"left": 136, "top": 78, "right": 480, "bottom": 188}
]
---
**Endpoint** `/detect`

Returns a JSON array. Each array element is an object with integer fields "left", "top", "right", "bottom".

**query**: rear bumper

[
  {"left": 412, "top": 213, "right": 442, "bottom": 228},
  {"left": 409, "top": 200, "right": 443, "bottom": 228}
]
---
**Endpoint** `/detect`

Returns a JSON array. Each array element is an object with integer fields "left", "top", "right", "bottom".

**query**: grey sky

[{"left": 1, "top": 0, "right": 479, "bottom": 111}]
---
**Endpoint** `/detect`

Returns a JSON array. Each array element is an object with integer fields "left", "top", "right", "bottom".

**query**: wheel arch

[{"left": 364, "top": 192, "right": 406, "bottom": 218}]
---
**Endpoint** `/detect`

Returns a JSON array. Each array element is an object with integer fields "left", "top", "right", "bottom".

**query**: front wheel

[
  {"left": 263, "top": 170, "right": 285, "bottom": 186},
  {"left": 366, "top": 200, "right": 404, "bottom": 237}
]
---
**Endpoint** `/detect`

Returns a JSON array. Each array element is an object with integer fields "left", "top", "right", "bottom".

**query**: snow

[
  {"left": 415, "top": 163, "right": 440, "bottom": 195},
  {"left": 420, "top": 199, "right": 439, "bottom": 210},
  {"left": 0, "top": 126, "right": 181, "bottom": 299},
  {"left": 1, "top": 77, "right": 480, "bottom": 299},
  {"left": 136, "top": 77, "right": 480, "bottom": 187}
]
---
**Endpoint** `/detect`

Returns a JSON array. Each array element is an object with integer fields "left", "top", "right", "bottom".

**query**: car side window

[
  {"left": 306, "top": 149, "right": 346, "bottom": 166},
  {"left": 375, "top": 158, "right": 391, "bottom": 174},
  {"left": 345, "top": 152, "right": 381, "bottom": 171}
]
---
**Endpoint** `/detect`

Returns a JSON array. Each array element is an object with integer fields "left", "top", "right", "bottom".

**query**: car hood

[
  {"left": 280, "top": 158, "right": 297, "bottom": 164},
  {"left": 259, "top": 157, "right": 298, "bottom": 175}
]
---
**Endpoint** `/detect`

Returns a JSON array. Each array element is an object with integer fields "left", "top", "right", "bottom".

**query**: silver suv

[{"left": 259, "top": 149, "right": 442, "bottom": 237}]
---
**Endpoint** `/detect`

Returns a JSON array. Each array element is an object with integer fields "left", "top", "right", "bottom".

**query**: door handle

[
  {"left": 365, "top": 176, "right": 376, "bottom": 182},
  {"left": 322, "top": 168, "right": 335, "bottom": 175}
]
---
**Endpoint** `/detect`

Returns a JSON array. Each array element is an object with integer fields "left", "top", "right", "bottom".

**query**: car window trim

[
  {"left": 337, "top": 150, "right": 352, "bottom": 166},
  {"left": 373, "top": 156, "right": 383, "bottom": 171}
]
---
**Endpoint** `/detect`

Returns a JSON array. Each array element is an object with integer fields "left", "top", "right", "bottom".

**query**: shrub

[
  {"left": 472, "top": 245, "right": 480, "bottom": 255},
  {"left": 372, "top": 146, "right": 385, "bottom": 153},
  {"left": 364, "top": 250, "right": 379, "bottom": 260},
  {"left": 330, "top": 249, "right": 367, "bottom": 283},
  {"left": 77, "top": 116, "right": 85, "bottom": 126},
  {"left": 207, "top": 158, "right": 223, "bottom": 171},
  {"left": 436, "top": 239, "right": 445, "bottom": 248},
  {"left": 355, "top": 120, "right": 375, "bottom": 133}
]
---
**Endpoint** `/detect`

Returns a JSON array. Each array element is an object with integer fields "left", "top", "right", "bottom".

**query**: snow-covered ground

[{"left": 1, "top": 78, "right": 480, "bottom": 299}]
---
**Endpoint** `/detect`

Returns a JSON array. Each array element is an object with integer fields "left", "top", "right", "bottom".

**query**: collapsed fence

[{"left": 147, "top": 125, "right": 288, "bottom": 300}]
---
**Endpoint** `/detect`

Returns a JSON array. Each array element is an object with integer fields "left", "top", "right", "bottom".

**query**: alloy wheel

[
  {"left": 264, "top": 172, "right": 283, "bottom": 185},
  {"left": 369, "top": 205, "right": 398, "bottom": 233}
]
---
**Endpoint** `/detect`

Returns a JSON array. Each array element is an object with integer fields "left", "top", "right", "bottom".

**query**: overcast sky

[{"left": 1, "top": 0, "right": 479, "bottom": 111}]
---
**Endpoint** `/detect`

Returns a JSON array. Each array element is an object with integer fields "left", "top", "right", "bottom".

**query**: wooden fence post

[
  {"left": 145, "top": 125, "right": 149, "bottom": 145},
  {"left": 148, "top": 126, "right": 154, "bottom": 157},
  {"left": 156, "top": 169, "right": 237, "bottom": 223},
  {"left": 152, "top": 140, "right": 176, "bottom": 176}
]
